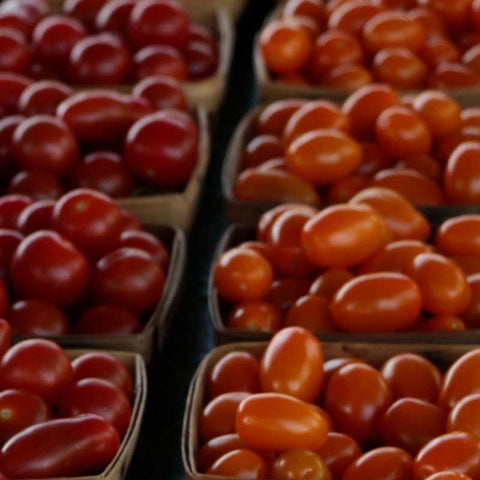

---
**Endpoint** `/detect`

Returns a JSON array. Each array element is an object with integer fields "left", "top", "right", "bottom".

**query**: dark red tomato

[
  {"left": 132, "top": 45, "right": 187, "bottom": 82},
  {"left": 10, "top": 230, "right": 89, "bottom": 307},
  {"left": 18, "top": 80, "right": 72, "bottom": 116},
  {"left": 0, "top": 73, "right": 30, "bottom": 117},
  {"left": 92, "top": 248, "right": 165, "bottom": 314},
  {"left": 0, "top": 27, "right": 30, "bottom": 74},
  {"left": 0, "top": 415, "right": 120, "bottom": 478},
  {"left": 198, "top": 434, "right": 246, "bottom": 472},
  {"left": 95, "top": 0, "right": 134, "bottom": 33},
  {"left": 32, "top": 15, "right": 87, "bottom": 67},
  {"left": 257, "top": 99, "right": 305, "bottom": 136},
  {"left": 63, "top": 0, "right": 108, "bottom": 28},
  {"left": 70, "top": 151, "right": 135, "bottom": 198},
  {"left": 207, "top": 449, "right": 268, "bottom": 479},
  {"left": 125, "top": 110, "right": 198, "bottom": 189},
  {"left": 72, "top": 352, "right": 133, "bottom": 397},
  {"left": 325, "top": 363, "right": 393, "bottom": 444},
  {"left": 0, "top": 115, "right": 24, "bottom": 175},
  {"left": 0, "top": 282, "right": 8, "bottom": 318},
  {"left": 183, "top": 41, "right": 218, "bottom": 80},
  {"left": 380, "top": 398, "right": 446, "bottom": 455},
  {"left": 7, "top": 170, "right": 63, "bottom": 201},
  {"left": 0, "top": 229, "right": 23, "bottom": 280},
  {"left": 343, "top": 447, "right": 413, "bottom": 480},
  {"left": 6, "top": 299, "right": 70, "bottom": 337},
  {"left": 0, "top": 11, "right": 31, "bottom": 37},
  {"left": 132, "top": 75, "right": 188, "bottom": 111},
  {"left": 0, "top": 320, "right": 10, "bottom": 359},
  {"left": 413, "top": 432, "right": 480, "bottom": 480},
  {"left": 75, "top": 304, "right": 142, "bottom": 335},
  {"left": 0, "top": 339, "right": 73, "bottom": 402},
  {"left": 68, "top": 33, "right": 130, "bottom": 85},
  {"left": 118, "top": 230, "right": 170, "bottom": 271},
  {"left": 0, "top": 194, "right": 32, "bottom": 229},
  {"left": 127, "top": 0, "right": 190, "bottom": 48},
  {"left": 58, "top": 378, "right": 131, "bottom": 437},
  {"left": 12, "top": 115, "right": 79, "bottom": 178},
  {"left": 53, "top": 189, "right": 124, "bottom": 259},
  {"left": 16, "top": 199, "right": 54, "bottom": 234},
  {"left": 0, "top": 389, "right": 51, "bottom": 445}
]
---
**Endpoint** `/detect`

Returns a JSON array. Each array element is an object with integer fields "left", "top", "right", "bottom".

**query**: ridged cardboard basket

[
  {"left": 16, "top": 226, "right": 187, "bottom": 363},
  {"left": 182, "top": 341, "right": 480, "bottom": 479},
  {"left": 180, "top": 0, "right": 247, "bottom": 21},
  {"left": 254, "top": 6, "right": 480, "bottom": 107},
  {"left": 209, "top": 213, "right": 480, "bottom": 344}
]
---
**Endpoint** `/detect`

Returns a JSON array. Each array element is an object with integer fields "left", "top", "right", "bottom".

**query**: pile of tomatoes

[
  {"left": 197, "top": 326, "right": 480, "bottom": 480},
  {"left": 260, "top": 0, "right": 480, "bottom": 90},
  {"left": 0, "top": 188, "right": 170, "bottom": 336},
  {"left": 0, "top": 330, "right": 134, "bottom": 479},
  {"left": 0, "top": 0, "right": 219, "bottom": 83},
  {"left": 214, "top": 196, "right": 480, "bottom": 333},
  {"left": 0, "top": 74, "right": 199, "bottom": 196},
  {"left": 235, "top": 85, "right": 480, "bottom": 206}
]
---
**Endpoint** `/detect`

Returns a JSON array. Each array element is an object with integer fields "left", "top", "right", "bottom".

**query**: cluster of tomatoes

[
  {"left": 260, "top": 0, "right": 480, "bottom": 90},
  {"left": 235, "top": 85, "right": 480, "bottom": 206},
  {"left": 0, "top": 329, "right": 133, "bottom": 479},
  {"left": 0, "top": 188, "right": 170, "bottom": 336},
  {"left": 214, "top": 196, "right": 480, "bottom": 333},
  {"left": 0, "top": 0, "right": 219, "bottom": 83},
  {"left": 197, "top": 326, "right": 480, "bottom": 480},
  {"left": 0, "top": 74, "right": 199, "bottom": 196}
]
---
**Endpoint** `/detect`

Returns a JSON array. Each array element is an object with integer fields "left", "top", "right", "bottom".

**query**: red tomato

[
  {"left": 18, "top": 80, "right": 72, "bottom": 116},
  {"left": 325, "top": 363, "right": 392, "bottom": 444},
  {"left": 257, "top": 100, "right": 305, "bottom": 136},
  {"left": 0, "top": 320, "right": 10, "bottom": 359},
  {"left": 5, "top": 299, "right": 70, "bottom": 337},
  {"left": 0, "top": 73, "right": 30, "bottom": 117},
  {"left": 309, "top": 269, "right": 353, "bottom": 300},
  {"left": 7, "top": 170, "right": 63, "bottom": 201},
  {"left": 63, "top": 0, "right": 108, "bottom": 28},
  {"left": 0, "top": 195, "right": 31, "bottom": 230},
  {"left": 0, "top": 27, "right": 30, "bottom": 74},
  {"left": 132, "top": 45, "right": 187, "bottom": 82},
  {"left": 206, "top": 449, "right": 267, "bottom": 479},
  {"left": 183, "top": 40, "right": 218, "bottom": 81},
  {"left": 260, "top": 327, "right": 324, "bottom": 403},
  {"left": 0, "top": 115, "right": 24, "bottom": 175},
  {"left": 132, "top": 75, "right": 187, "bottom": 111},
  {"left": 271, "top": 449, "right": 331, "bottom": 480},
  {"left": 0, "top": 339, "right": 73, "bottom": 402},
  {"left": 285, "top": 295, "right": 336, "bottom": 332},
  {"left": 0, "top": 415, "right": 120, "bottom": 478},
  {"left": 95, "top": 0, "right": 134, "bottom": 33},
  {"left": 16, "top": 199, "right": 54, "bottom": 234},
  {"left": 236, "top": 393, "right": 329, "bottom": 452},
  {"left": 125, "top": 110, "right": 198, "bottom": 189},
  {"left": 0, "top": 229, "right": 23, "bottom": 280},
  {"left": 118, "top": 230, "right": 169, "bottom": 271},
  {"left": 227, "top": 301, "right": 282, "bottom": 333},
  {"left": 119, "top": 208, "right": 142, "bottom": 232},
  {"left": 10, "top": 231, "right": 89, "bottom": 307}
]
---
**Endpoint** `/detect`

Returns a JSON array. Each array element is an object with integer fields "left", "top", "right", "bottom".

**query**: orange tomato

[
  {"left": 436, "top": 215, "right": 480, "bottom": 258},
  {"left": 419, "top": 37, "right": 460, "bottom": 68},
  {"left": 395, "top": 154, "right": 442, "bottom": 182},
  {"left": 326, "top": 175, "right": 368, "bottom": 204},
  {"left": 429, "top": 63, "right": 480, "bottom": 89},
  {"left": 207, "top": 449, "right": 268, "bottom": 479},
  {"left": 227, "top": 302, "right": 282, "bottom": 332},
  {"left": 407, "top": 8, "right": 445, "bottom": 38},
  {"left": 236, "top": 393, "right": 329, "bottom": 452},
  {"left": 243, "top": 135, "right": 283, "bottom": 169},
  {"left": 426, "top": 473, "right": 473, "bottom": 480},
  {"left": 417, "top": 0, "right": 471, "bottom": 31},
  {"left": 283, "top": 0, "right": 328, "bottom": 29},
  {"left": 322, "top": 64, "right": 373, "bottom": 90},
  {"left": 437, "top": 130, "right": 480, "bottom": 163},
  {"left": 266, "top": 277, "right": 312, "bottom": 311},
  {"left": 462, "top": 274, "right": 480, "bottom": 329},
  {"left": 285, "top": 294, "right": 336, "bottom": 332},
  {"left": 419, "top": 315, "right": 466, "bottom": 332},
  {"left": 260, "top": 327, "right": 324, "bottom": 402},
  {"left": 462, "top": 108, "right": 480, "bottom": 131},
  {"left": 448, "top": 394, "right": 480, "bottom": 441},
  {"left": 271, "top": 449, "right": 332, "bottom": 480},
  {"left": 451, "top": 257, "right": 480, "bottom": 277},
  {"left": 198, "top": 434, "right": 246, "bottom": 472},
  {"left": 358, "top": 142, "right": 393, "bottom": 177},
  {"left": 238, "top": 241, "right": 273, "bottom": 263},
  {"left": 328, "top": 0, "right": 384, "bottom": 37},
  {"left": 257, "top": 100, "right": 305, "bottom": 136},
  {"left": 309, "top": 269, "right": 354, "bottom": 300}
]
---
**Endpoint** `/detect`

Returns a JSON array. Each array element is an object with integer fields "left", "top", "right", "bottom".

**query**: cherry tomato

[
  {"left": 95, "top": 0, "right": 134, "bottom": 33},
  {"left": 0, "top": 415, "right": 120, "bottom": 478},
  {"left": 429, "top": 63, "right": 480, "bottom": 89},
  {"left": 237, "top": 393, "right": 328, "bottom": 452},
  {"left": 260, "top": 327, "right": 324, "bottom": 403},
  {"left": 285, "top": 295, "right": 336, "bottom": 332},
  {"left": 16, "top": 199, "right": 54, "bottom": 234},
  {"left": 266, "top": 277, "right": 312, "bottom": 311},
  {"left": 0, "top": 27, "right": 30, "bottom": 74},
  {"left": 10, "top": 231, "right": 89, "bottom": 307},
  {"left": 75, "top": 304, "right": 142, "bottom": 335},
  {"left": 7, "top": 170, "right": 63, "bottom": 201},
  {"left": 272, "top": 449, "right": 331, "bottom": 480},
  {"left": 227, "top": 302, "right": 282, "bottom": 333},
  {"left": 132, "top": 75, "right": 187, "bottom": 111},
  {"left": 6, "top": 299, "right": 69, "bottom": 337},
  {"left": 207, "top": 449, "right": 267, "bottom": 479},
  {"left": 18, "top": 80, "right": 72, "bottom": 116},
  {"left": 63, "top": 0, "right": 108, "bottom": 29},
  {"left": 257, "top": 100, "right": 305, "bottom": 136},
  {"left": 325, "top": 363, "right": 392, "bottom": 444}
]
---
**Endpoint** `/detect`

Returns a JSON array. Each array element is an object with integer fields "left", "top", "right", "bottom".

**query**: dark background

[{"left": 128, "top": 1, "right": 276, "bottom": 478}]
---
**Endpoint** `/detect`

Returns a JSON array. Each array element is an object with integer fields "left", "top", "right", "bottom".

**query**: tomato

[
  {"left": 198, "top": 434, "right": 246, "bottom": 472},
  {"left": 132, "top": 45, "right": 186, "bottom": 81},
  {"left": 309, "top": 269, "right": 353, "bottom": 300},
  {"left": 436, "top": 216, "right": 480, "bottom": 258},
  {"left": 325, "top": 363, "right": 392, "bottom": 444},
  {"left": 0, "top": 415, "right": 120, "bottom": 478},
  {"left": 243, "top": 135, "right": 283, "bottom": 169},
  {"left": 0, "top": 27, "right": 30, "bottom": 74},
  {"left": 395, "top": 154, "right": 442, "bottom": 183},
  {"left": 118, "top": 230, "right": 169, "bottom": 271},
  {"left": 350, "top": 187, "right": 431, "bottom": 241},
  {"left": 407, "top": 8, "right": 444, "bottom": 38},
  {"left": 272, "top": 449, "right": 331, "bottom": 480},
  {"left": 10, "top": 231, "right": 89, "bottom": 307},
  {"left": 237, "top": 393, "right": 328, "bottom": 452},
  {"left": 266, "top": 277, "right": 312, "bottom": 311},
  {"left": 260, "top": 327, "right": 324, "bottom": 403},
  {"left": 18, "top": 81, "right": 72, "bottom": 116},
  {"left": 429, "top": 63, "right": 480, "bottom": 89},
  {"left": 12, "top": 115, "right": 79, "bottom": 179},
  {"left": 0, "top": 339, "right": 73, "bottom": 403},
  {"left": 260, "top": 20, "right": 312, "bottom": 75},
  {"left": 323, "top": 64, "right": 372, "bottom": 89},
  {"left": 426, "top": 474, "right": 473, "bottom": 480},
  {"left": 132, "top": 75, "right": 187, "bottom": 111},
  {"left": 0, "top": 320, "right": 10, "bottom": 359},
  {"left": 343, "top": 84, "right": 399, "bottom": 140},
  {"left": 6, "top": 299, "right": 70, "bottom": 336},
  {"left": 0, "top": 389, "right": 51, "bottom": 445},
  {"left": 380, "top": 398, "right": 445, "bottom": 456},
  {"left": 72, "top": 352, "right": 133, "bottom": 397},
  {"left": 207, "top": 449, "right": 267, "bottom": 479},
  {"left": 16, "top": 199, "right": 54, "bottom": 234},
  {"left": 95, "top": 0, "right": 134, "bottom": 33},
  {"left": 343, "top": 447, "right": 413, "bottom": 480},
  {"left": 325, "top": 175, "right": 366, "bottom": 203},
  {"left": 357, "top": 142, "right": 393, "bottom": 177},
  {"left": 7, "top": 170, "right": 63, "bottom": 201},
  {"left": 414, "top": 432, "right": 480, "bottom": 480},
  {"left": 420, "top": 315, "right": 466, "bottom": 332},
  {"left": 125, "top": 110, "right": 198, "bottom": 189},
  {"left": 283, "top": 0, "right": 327, "bottom": 28},
  {"left": 309, "top": 30, "right": 364, "bottom": 81},
  {"left": 63, "top": 0, "right": 108, "bottom": 28},
  {"left": 284, "top": 101, "right": 350, "bottom": 145},
  {"left": 301, "top": 204, "right": 385, "bottom": 268},
  {"left": 257, "top": 100, "right": 305, "bottom": 136},
  {"left": 0, "top": 115, "right": 23, "bottom": 175},
  {"left": 407, "top": 253, "right": 470, "bottom": 316},
  {"left": 183, "top": 40, "right": 218, "bottom": 80},
  {"left": 118, "top": 208, "right": 141, "bottom": 233},
  {"left": 416, "top": 0, "right": 471, "bottom": 31},
  {"left": 227, "top": 302, "right": 282, "bottom": 333},
  {"left": 0, "top": 11, "right": 31, "bottom": 37},
  {"left": 0, "top": 195, "right": 31, "bottom": 230},
  {"left": 235, "top": 169, "right": 321, "bottom": 205},
  {"left": 127, "top": 0, "right": 190, "bottom": 48},
  {"left": 447, "top": 394, "right": 480, "bottom": 442},
  {"left": 372, "top": 47, "right": 427, "bottom": 89},
  {"left": 285, "top": 295, "right": 336, "bottom": 332},
  {"left": 0, "top": 229, "right": 22, "bottom": 280},
  {"left": 328, "top": 0, "right": 383, "bottom": 37},
  {"left": 32, "top": 15, "right": 87, "bottom": 67},
  {"left": 464, "top": 46, "right": 480, "bottom": 76},
  {"left": 461, "top": 275, "right": 480, "bottom": 329}
]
